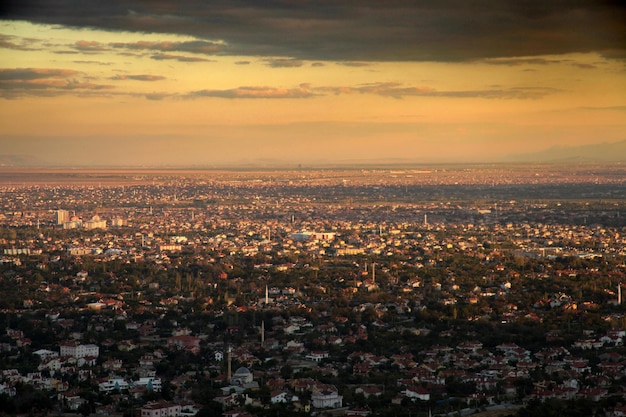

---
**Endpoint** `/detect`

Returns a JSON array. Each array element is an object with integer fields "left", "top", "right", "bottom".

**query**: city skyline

[{"left": 1, "top": 1, "right": 625, "bottom": 167}]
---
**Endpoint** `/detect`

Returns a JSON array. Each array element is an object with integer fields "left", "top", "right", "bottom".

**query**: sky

[{"left": 0, "top": 1, "right": 625, "bottom": 167}]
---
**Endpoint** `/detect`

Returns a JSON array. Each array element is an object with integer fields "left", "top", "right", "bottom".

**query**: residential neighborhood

[{"left": 0, "top": 166, "right": 625, "bottom": 417}]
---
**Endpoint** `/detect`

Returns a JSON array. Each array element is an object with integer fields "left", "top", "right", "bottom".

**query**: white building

[
  {"left": 312, "top": 388, "right": 343, "bottom": 408},
  {"left": 291, "top": 231, "right": 336, "bottom": 242},
  {"left": 83, "top": 215, "right": 107, "bottom": 230},
  {"left": 136, "top": 377, "right": 162, "bottom": 392},
  {"left": 33, "top": 349, "right": 59, "bottom": 361},
  {"left": 60, "top": 342, "right": 99, "bottom": 359},
  {"left": 99, "top": 378, "right": 130, "bottom": 392}
]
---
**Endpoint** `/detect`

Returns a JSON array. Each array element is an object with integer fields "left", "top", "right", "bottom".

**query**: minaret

[
  {"left": 265, "top": 285, "right": 269, "bottom": 304},
  {"left": 227, "top": 346, "right": 232, "bottom": 382},
  {"left": 261, "top": 320, "right": 265, "bottom": 346},
  {"left": 372, "top": 262, "right": 375, "bottom": 283},
  {"left": 619, "top": 283, "right": 622, "bottom": 305}
]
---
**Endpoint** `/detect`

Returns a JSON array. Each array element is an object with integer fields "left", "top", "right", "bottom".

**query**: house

[
  {"left": 140, "top": 401, "right": 181, "bottom": 417},
  {"left": 346, "top": 408, "right": 371, "bottom": 417},
  {"left": 306, "top": 351, "right": 329, "bottom": 362},
  {"left": 312, "top": 387, "right": 343, "bottom": 409},
  {"left": 99, "top": 378, "right": 130, "bottom": 393},
  {"left": 136, "top": 377, "right": 162, "bottom": 392},
  {"left": 355, "top": 386, "right": 382, "bottom": 399},
  {"left": 33, "top": 348, "right": 59, "bottom": 361},
  {"left": 167, "top": 336, "right": 200, "bottom": 353},
  {"left": 270, "top": 390, "right": 288, "bottom": 404},
  {"left": 404, "top": 386, "right": 430, "bottom": 401}
]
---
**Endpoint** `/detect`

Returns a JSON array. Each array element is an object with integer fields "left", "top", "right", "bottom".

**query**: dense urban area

[{"left": 0, "top": 164, "right": 625, "bottom": 417}]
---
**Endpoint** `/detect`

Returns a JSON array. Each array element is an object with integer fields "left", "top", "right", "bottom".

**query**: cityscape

[
  {"left": 2, "top": 1, "right": 625, "bottom": 416},
  {"left": 0, "top": 165, "right": 625, "bottom": 417}
]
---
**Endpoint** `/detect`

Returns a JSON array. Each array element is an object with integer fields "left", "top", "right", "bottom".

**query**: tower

[
  {"left": 619, "top": 283, "right": 622, "bottom": 305},
  {"left": 227, "top": 346, "right": 232, "bottom": 382},
  {"left": 372, "top": 262, "right": 375, "bottom": 283},
  {"left": 56, "top": 209, "right": 69, "bottom": 225}
]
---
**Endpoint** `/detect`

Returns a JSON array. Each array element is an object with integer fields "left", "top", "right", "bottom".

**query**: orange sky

[{"left": 1, "top": 2, "right": 625, "bottom": 167}]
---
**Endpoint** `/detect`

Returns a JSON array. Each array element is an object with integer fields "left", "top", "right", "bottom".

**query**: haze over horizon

[{"left": 1, "top": 1, "right": 625, "bottom": 167}]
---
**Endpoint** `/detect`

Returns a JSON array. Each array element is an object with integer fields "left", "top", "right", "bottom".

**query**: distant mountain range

[
  {"left": 506, "top": 139, "right": 626, "bottom": 163},
  {"left": 1, "top": 139, "right": 624, "bottom": 168},
  {"left": 0, "top": 154, "right": 47, "bottom": 167}
]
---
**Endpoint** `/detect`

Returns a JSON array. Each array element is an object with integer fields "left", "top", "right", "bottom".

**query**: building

[
  {"left": 140, "top": 401, "right": 181, "bottom": 417},
  {"left": 231, "top": 367, "right": 253, "bottom": 386},
  {"left": 83, "top": 215, "right": 107, "bottom": 230},
  {"left": 404, "top": 386, "right": 430, "bottom": 401},
  {"left": 312, "top": 388, "right": 343, "bottom": 408},
  {"left": 99, "top": 378, "right": 130, "bottom": 393},
  {"left": 59, "top": 342, "right": 99, "bottom": 359},
  {"left": 63, "top": 216, "right": 82, "bottom": 229},
  {"left": 56, "top": 209, "right": 70, "bottom": 225},
  {"left": 167, "top": 335, "right": 200, "bottom": 353},
  {"left": 291, "top": 231, "right": 336, "bottom": 242}
]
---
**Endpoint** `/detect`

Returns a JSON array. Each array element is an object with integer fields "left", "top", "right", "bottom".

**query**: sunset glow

[{"left": 1, "top": 2, "right": 625, "bottom": 166}]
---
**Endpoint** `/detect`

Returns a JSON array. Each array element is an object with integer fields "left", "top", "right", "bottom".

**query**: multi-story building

[
  {"left": 56, "top": 209, "right": 70, "bottom": 225},
  {"left": 140, "top": 401, "right": 182, "bottom": 417},
  {"left": 59, "top": 342, "right": 99, "bottom": 359}
]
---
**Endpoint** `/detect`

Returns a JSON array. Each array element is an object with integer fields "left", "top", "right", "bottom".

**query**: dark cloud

[
  {"left": 188, "top": 84, "right": 315, "bottom": 99},
  {"left": 337, "top": 62, "right": 370, "bottom": 67},
  {"left": 317, "top": 82, "right": 557, "bottom": 99},
  {"left": 0, "top": 34, "right": 37, "bottom": 51},
  {"left": 583, "top": 105, "right": 626, "bottom": 112},
  {"left": 0, "top": 67, "right": 78, "bottom": 80},
  {"left": 110, "top": 74, "right": 166, "bottom": 81},
  {"left": 185, "top": 82, "right": 557, "bottom": 100},
  {"left": 144, "top": 92, "right": 171, "bottom": 100},
  {"left": 572, "top": 63, "right": 597, "bottom": 69},
  {"left": 110, "top": 40, "right": 224, "bottom": 55},
  {"left": 0, "top": 67, "right": 113, "bottom": 97},
  {"left": 482, "top": 58, "right": 565, "bottom": 66},
  {"left": 73, "top": 40, "right": 108, "bottom": 52},
  {"left": 264, "top": 58, "right": 304, "bottom": 68},
  {"left": 72, "top": 60, "right": 113, "bottom": 66},
  {"left": 150, "top": 53, "right": 212, "bottom": 62},
  {"left": 0, "top": 67, "right": 560, "bottom": 100},
  {"left": 2, "top": 0, "right": 624, "bottom": 62},
  {"left": 234, "top": 60, "right": 251, "bottom": 65}
]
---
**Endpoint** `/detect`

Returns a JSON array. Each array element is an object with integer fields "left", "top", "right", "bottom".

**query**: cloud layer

[
  {"left": 0, "top": 68, "right": 560, "bottom": 101},
  {"left": 3, "top": 0, "right": 625, "bottom": 62}
]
